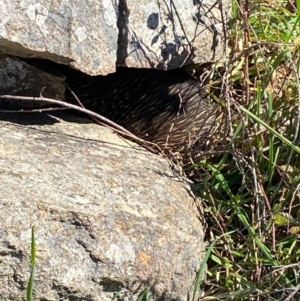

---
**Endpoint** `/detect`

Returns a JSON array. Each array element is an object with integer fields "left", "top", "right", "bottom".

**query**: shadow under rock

[{"left": 0, "top": 110, "right": 94, "bottom": 126}]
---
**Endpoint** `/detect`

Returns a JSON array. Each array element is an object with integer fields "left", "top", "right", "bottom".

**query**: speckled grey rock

[
  {"left": 0, "top": 0, "right": 230, "bottom": 75},
  {"left": 0, "top": 112, "right": 205, "bottom": 301},
  {"left": 0, "top": 54, "right": 65, "bottom": 109}
]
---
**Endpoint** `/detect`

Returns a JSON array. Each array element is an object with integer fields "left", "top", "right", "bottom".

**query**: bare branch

[{"left": 0, "top": 94, "right": 160, "bottom": 154}]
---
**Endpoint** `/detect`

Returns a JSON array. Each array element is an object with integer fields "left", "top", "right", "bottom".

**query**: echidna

[{"left": 65, "top": 67, "right": 221, "bottom": 150}]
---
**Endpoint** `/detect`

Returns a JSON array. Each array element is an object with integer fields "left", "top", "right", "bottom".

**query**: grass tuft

[{"left": 191, "top": 1, "right": 300, "bottom": 300}]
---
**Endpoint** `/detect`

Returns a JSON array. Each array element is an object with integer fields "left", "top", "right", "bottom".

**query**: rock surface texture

[
  {"left": 0, "top": 112, "right": 205, "bottom": 301},
  {"left": 0, "top": 0, "right": 230, "bottom": 75},
  {"left": 0, "top": 54, "right": 65, "bottom": 107}
]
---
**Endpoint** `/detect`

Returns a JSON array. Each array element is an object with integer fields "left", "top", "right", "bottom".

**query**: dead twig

[
  {"left": 0, "top": 94, "right": 160, "bottom": 154},
  {"left": 0, "top": 107, "right": 69, "bottom": 113}
]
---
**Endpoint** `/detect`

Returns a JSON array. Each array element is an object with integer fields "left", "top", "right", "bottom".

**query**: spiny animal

[{"left": 65, "top": 67, "right": 221, "bottom": 150}]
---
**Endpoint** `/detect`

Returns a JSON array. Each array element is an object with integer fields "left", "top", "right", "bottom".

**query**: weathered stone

[
  {"left": 0, "top": 54, "right": 65, "bottom": 109},
  {"left": 0, "top": 112, "right": 205, "bottom": 301},
  {"left": 0, "top": 0, "right": 230, "bottom": 75}
]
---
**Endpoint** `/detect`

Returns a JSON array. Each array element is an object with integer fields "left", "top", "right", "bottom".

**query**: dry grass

[{"left": 185, "top": 1, "right": 300, "bottom": 300}]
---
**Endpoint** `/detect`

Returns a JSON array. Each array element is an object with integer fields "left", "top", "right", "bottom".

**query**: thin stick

[
  {"left": 0, "top": 94, "right": 160, "bottom": 154},
  {"left": 0, "top": 107, "right": 69, "bottom": 113}
]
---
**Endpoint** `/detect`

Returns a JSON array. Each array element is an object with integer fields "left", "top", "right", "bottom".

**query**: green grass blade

[
  {"left": 136, "top": 287, "right": 151, "bottom": 301},
  {"left": 240, "top": 106, "right": 300, "bottom": 154},
  {"left": 26, "top": 226, "right": 36, "bottom": 301},
  {"left": 192, "top": 240, "right": 215, "bottom": 301}
]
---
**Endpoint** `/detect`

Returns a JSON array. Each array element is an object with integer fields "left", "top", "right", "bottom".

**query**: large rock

[
  {"left": 0, "top": 112, "right": 205, "bottom": 301},
  {"left": 0, "top": 0, "right": 230, "bottom": 75},
  {"left": 0, "top": 54, "right": 65, "bottom": 108}
]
